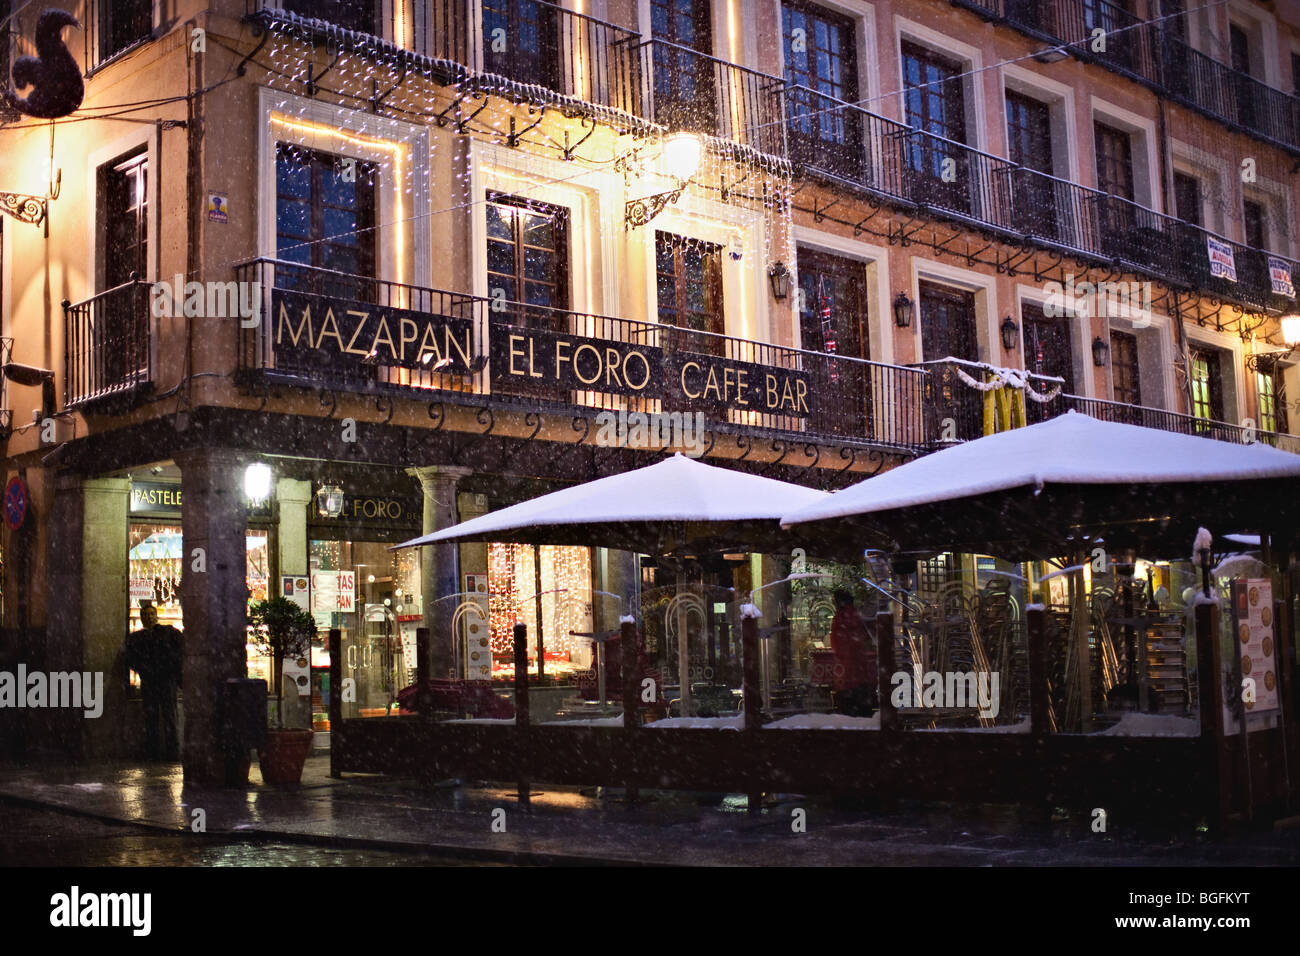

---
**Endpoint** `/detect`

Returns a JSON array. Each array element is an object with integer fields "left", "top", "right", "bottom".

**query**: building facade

[{"left": 2, "top": 0, "right": 1300, "bottom": 781}]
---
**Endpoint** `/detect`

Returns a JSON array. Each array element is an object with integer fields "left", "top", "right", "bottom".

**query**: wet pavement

[{"left": 1, "top": 756, "right": 1299, "bottom": 866}]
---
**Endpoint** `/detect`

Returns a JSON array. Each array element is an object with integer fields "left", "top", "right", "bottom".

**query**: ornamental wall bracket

[
  {"left": 0, "top": 190, "right": 48, "bottom": 227},
  {"left": 625, "top": 180, "right": 688, "bottom": 227}
]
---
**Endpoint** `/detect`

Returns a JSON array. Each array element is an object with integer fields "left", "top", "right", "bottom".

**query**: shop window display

[{"left": 487, "top": 542, "right": 593, "bottom": 680}]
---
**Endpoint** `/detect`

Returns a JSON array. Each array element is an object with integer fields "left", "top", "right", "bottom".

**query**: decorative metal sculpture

[{"left": 3, "top": 9, "right": 84, "bottom": 119}]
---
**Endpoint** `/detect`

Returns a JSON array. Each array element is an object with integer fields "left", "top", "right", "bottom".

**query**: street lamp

[
  {"left": 315, "top": 481, "right": 345, "bottom": 518},
  {"left": 1000, "top": 315, "right": 1019, "bottom": 352},
  {"left": 893, "top": 292, "right": 914, "bottom": 329},
  {"left": 244, "top": 462, "right": 272, "bottom": 503},
  {"left": 1281, "top": 314, "right": 1300, "bottom": 347},
  {"left": 625, "top": 133, "right": 703, "bottom": 227},
  {"left": 1092, "top": 336, "right": 1110, "bottom": 367},
  {"left": 768, "top": 262, "right": 792, "bottom": 300},
  {"left": 2, "top": 361, "right": 56, "bottom": 421}
]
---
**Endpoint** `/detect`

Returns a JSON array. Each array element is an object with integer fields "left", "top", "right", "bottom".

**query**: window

[
  {"left": 1006, "top": 91, "right": 1057, "bottom": 237},
  {"left": 901, "top": 43, "right": 968, "bottom": 210},
  {"left": 1110, "top": 330, "right": 1141, "bottom": 406},
  {"left": 1022, "top": 302, "right": 1075, "bottom": 396},
  {"left": 1292, "top": 51, "right": 1300, "bottom": 95},
  {"left": 1173, "top": 172, "right": 1202, "bottom": 227},
  {"left": 782, "top": 2, "right": 861, "bottom": 174},
  {"left": 97, "top": 0, "right": 152, "bottom": 65},
  {"left": 275, "top": 143, "right": 377, "bottom": 300},
  {"left": 797, "top": 248, "right": 871, "bottom": 435},
  {"left": 651, "top": 0, "right": 715, "bottom": 133},
  {"left": 901, "top": 42, "right": 966, "bottom": 144},
  {"left": 655, "top": 232, "right": 724, "bottom": 349},
  {"left": 1229, "top": 23, "right": 1258, "bottom": 127},
  {"left": 96, "top": 149, "right": 149, "bottom": 391},
  {"left": 1257, "top": 366, "right": 1288, "bottom": 435},
  {"left": 1189, "top": 346, "right": 1225, "bottom": 422},
  {"left": 282, "top": 0, "right": 376, "bottom": 33},
  {"left": 486, "top": 194, "right": 569, "bottom": 327},
  {"left": 102, "top": 152, "right": 148, "bottom": 289},
  {"left": 1094, "top": 122, "right": 1134, "bottom": 201},
  {"left": 919, "top": 282, "right": 977, "bottom": 363},
  {"left": 483, "top": 0, "right": 558, "bottom": 88},
  {"left": 1230, "top": 24, "right": 1253, "bottom": 77},
  {"left": 1243, "top": 198, "right": 1267, "bottom": 249}
]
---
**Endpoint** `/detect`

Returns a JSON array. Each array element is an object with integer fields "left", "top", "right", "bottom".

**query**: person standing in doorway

[
  {"left": 830, "top": 589, "right": 877, "bottom": 717},
  {"left": 125, "top": 601, "right": 184, "bottom": 760}
]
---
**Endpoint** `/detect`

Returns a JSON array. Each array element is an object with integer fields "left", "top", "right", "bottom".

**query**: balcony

[
  {"left": 63, "top": 280, "right": 152, "bottom": 408},
  {"left": 234, "top": 258, "right": 927, "bottom": 452},
  {"left": 627, "top": 39, "right": 786, "bottom": 155},
  {"left": 953, "top": 0, "right": 1300, "bottom": 155},
  {"left": 782, "top": 82, "right": 1300, "bottom": 315}
]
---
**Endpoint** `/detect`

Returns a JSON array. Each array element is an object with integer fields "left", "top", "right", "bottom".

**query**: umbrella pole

[
  {"left": 533, "top": 545, "right": 545, "bottom": 683},
  {"left": 1074, "top": 550, "right": 1093, "bottom": 732}
]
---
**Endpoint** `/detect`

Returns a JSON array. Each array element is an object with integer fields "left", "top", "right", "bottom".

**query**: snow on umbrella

[
  {"left": 391, "top": 452, "right": 830, "bottom": 555},
  {"left": 781, "top": 411, "right": 1300, "bottom": 560}
]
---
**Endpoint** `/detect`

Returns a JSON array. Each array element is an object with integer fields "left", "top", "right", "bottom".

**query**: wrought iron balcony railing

[
  {"left": 782, "top": 83, "right": 1300, "bottom": 315},
  {"left": 63, "top": 279, "right": 153, "bottom": 407},
  {"left": 234, "top": 258, "right": 928, "bottom": 451},
  {"left": 953, "top": 0, "right": 1300, "bottom": 154},
  {"left": 627, "top": 39, "right": 786, "bottom": 155}
]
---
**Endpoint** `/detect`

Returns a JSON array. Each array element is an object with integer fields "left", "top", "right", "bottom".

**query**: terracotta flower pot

[{"left": 257, "top": 728, "right": 314, "bottom": 785}]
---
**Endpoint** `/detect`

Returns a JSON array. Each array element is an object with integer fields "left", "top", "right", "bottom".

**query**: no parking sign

[{"left": 3, "top": 476, "right": 28, "bottom": 531}]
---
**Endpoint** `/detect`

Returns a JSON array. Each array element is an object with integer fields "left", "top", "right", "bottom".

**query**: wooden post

[
  {"left": 1027, "top": 607, "right": 1050, "bottom": 736},
  {"left": 877, "top": 610, "right": 898, "bottom": 732},
  {"left": 1195, "top": 601, "right": 1229, "bottom": 827},
  {"left": 328, "top": 628, "right": 341, "bottom": 778},
  {"left": 415, "top": 626, "right": 431, "bottom": 720},
  {"left": 621, "top": 618, "right": 640, "bottom": 804},
  {"left": 742, "top": 611, "right": 762, "bottom": 814},
  {"left": 513, "top": 621, "right": 530, "bottom": 808}
]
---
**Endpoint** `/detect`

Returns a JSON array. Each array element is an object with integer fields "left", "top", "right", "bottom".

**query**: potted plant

[{"left": 247, "top": 597, "right": 317, "bottom": 784}]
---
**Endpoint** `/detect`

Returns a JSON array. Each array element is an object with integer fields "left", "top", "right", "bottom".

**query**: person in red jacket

[{"left": 829, "top": 589, "right": 877, "bottom": 717}]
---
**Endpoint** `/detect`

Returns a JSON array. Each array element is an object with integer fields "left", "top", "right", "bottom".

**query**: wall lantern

[
  {"left": 1092, "top": 336, "right": 1110, "bottom": 367},
  {"left": 892, "top": 292, "right": 914, "bottom": 329},
  {"left": 244, "top": 462, "right": 272, "bottom": 503},
  {"left": 768, "top": 262, "right": 792, "bottom": 300},
  {"left": 1281, "top": 314, "right": 1300, "bottom": 347},
  {"left": 1000, "top": 315, "right": 1019, "bottom": 351},
  {"left": 315, "top": 481, "right": 345, "bottom": 519}
]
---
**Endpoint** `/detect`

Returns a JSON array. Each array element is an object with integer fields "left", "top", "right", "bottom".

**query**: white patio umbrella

[
  {"left": 394, "top": 452, "right": 829, "bottom": 555},
  {"left": 781, "top": 411, "right": 1300, "bottom": 559},
  {"left": 393, "top": 453, "right": 830, "bottom": 715}
]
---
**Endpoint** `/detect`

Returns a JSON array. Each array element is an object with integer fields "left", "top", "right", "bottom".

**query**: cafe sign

[
  {"left": 272, "top": 289, "right": 475, "bottom": 373},
  {"left": 490, "top": 326, "right": 811, "bottom": 417}
]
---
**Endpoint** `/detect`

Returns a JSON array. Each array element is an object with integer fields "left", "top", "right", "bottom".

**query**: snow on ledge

[
  {"left": 540, "top": 715, "right": 624, "bottom": 728},
  {"left": 1093, "top": 712, "right": 1200, "bottom": 737},
  {"left": 765, "top": 713, "right": 878, "bottom": 730},
  {"left": 646, "top": 715, "right": 745, "bottom": 730}
]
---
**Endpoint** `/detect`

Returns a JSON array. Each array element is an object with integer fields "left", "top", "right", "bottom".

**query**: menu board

[
  {"left": 1232, "top": 578, "right": 1279, "bottom": 717},
  {"left": 311, "top": 570, "right": 356, "bottom": 613}
]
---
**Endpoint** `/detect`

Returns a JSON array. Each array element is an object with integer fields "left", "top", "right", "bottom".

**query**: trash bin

[{"left": 222, "top": 678, "right": 267, "bottom": 786}]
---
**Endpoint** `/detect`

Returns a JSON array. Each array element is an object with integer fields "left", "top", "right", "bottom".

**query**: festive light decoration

[{"left": 486, "top": 542, "right": 593, "bottom": 662}]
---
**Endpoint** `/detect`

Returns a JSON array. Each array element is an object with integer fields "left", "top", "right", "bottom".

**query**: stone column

[
  {"left": 410, "top": 466, "right": 471, "bottom": 678},
  {"left": 42, "top": 474, "right": 130, "bottom": 757},
  {"left": 80, "top": 478, "right": 132, "bottom": 757},
  {"left": 177, "top": 449, "right": 249, "bottom": 786},
  {"left": 275, "top": 478, "right": 312, "bottom": 579}
]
